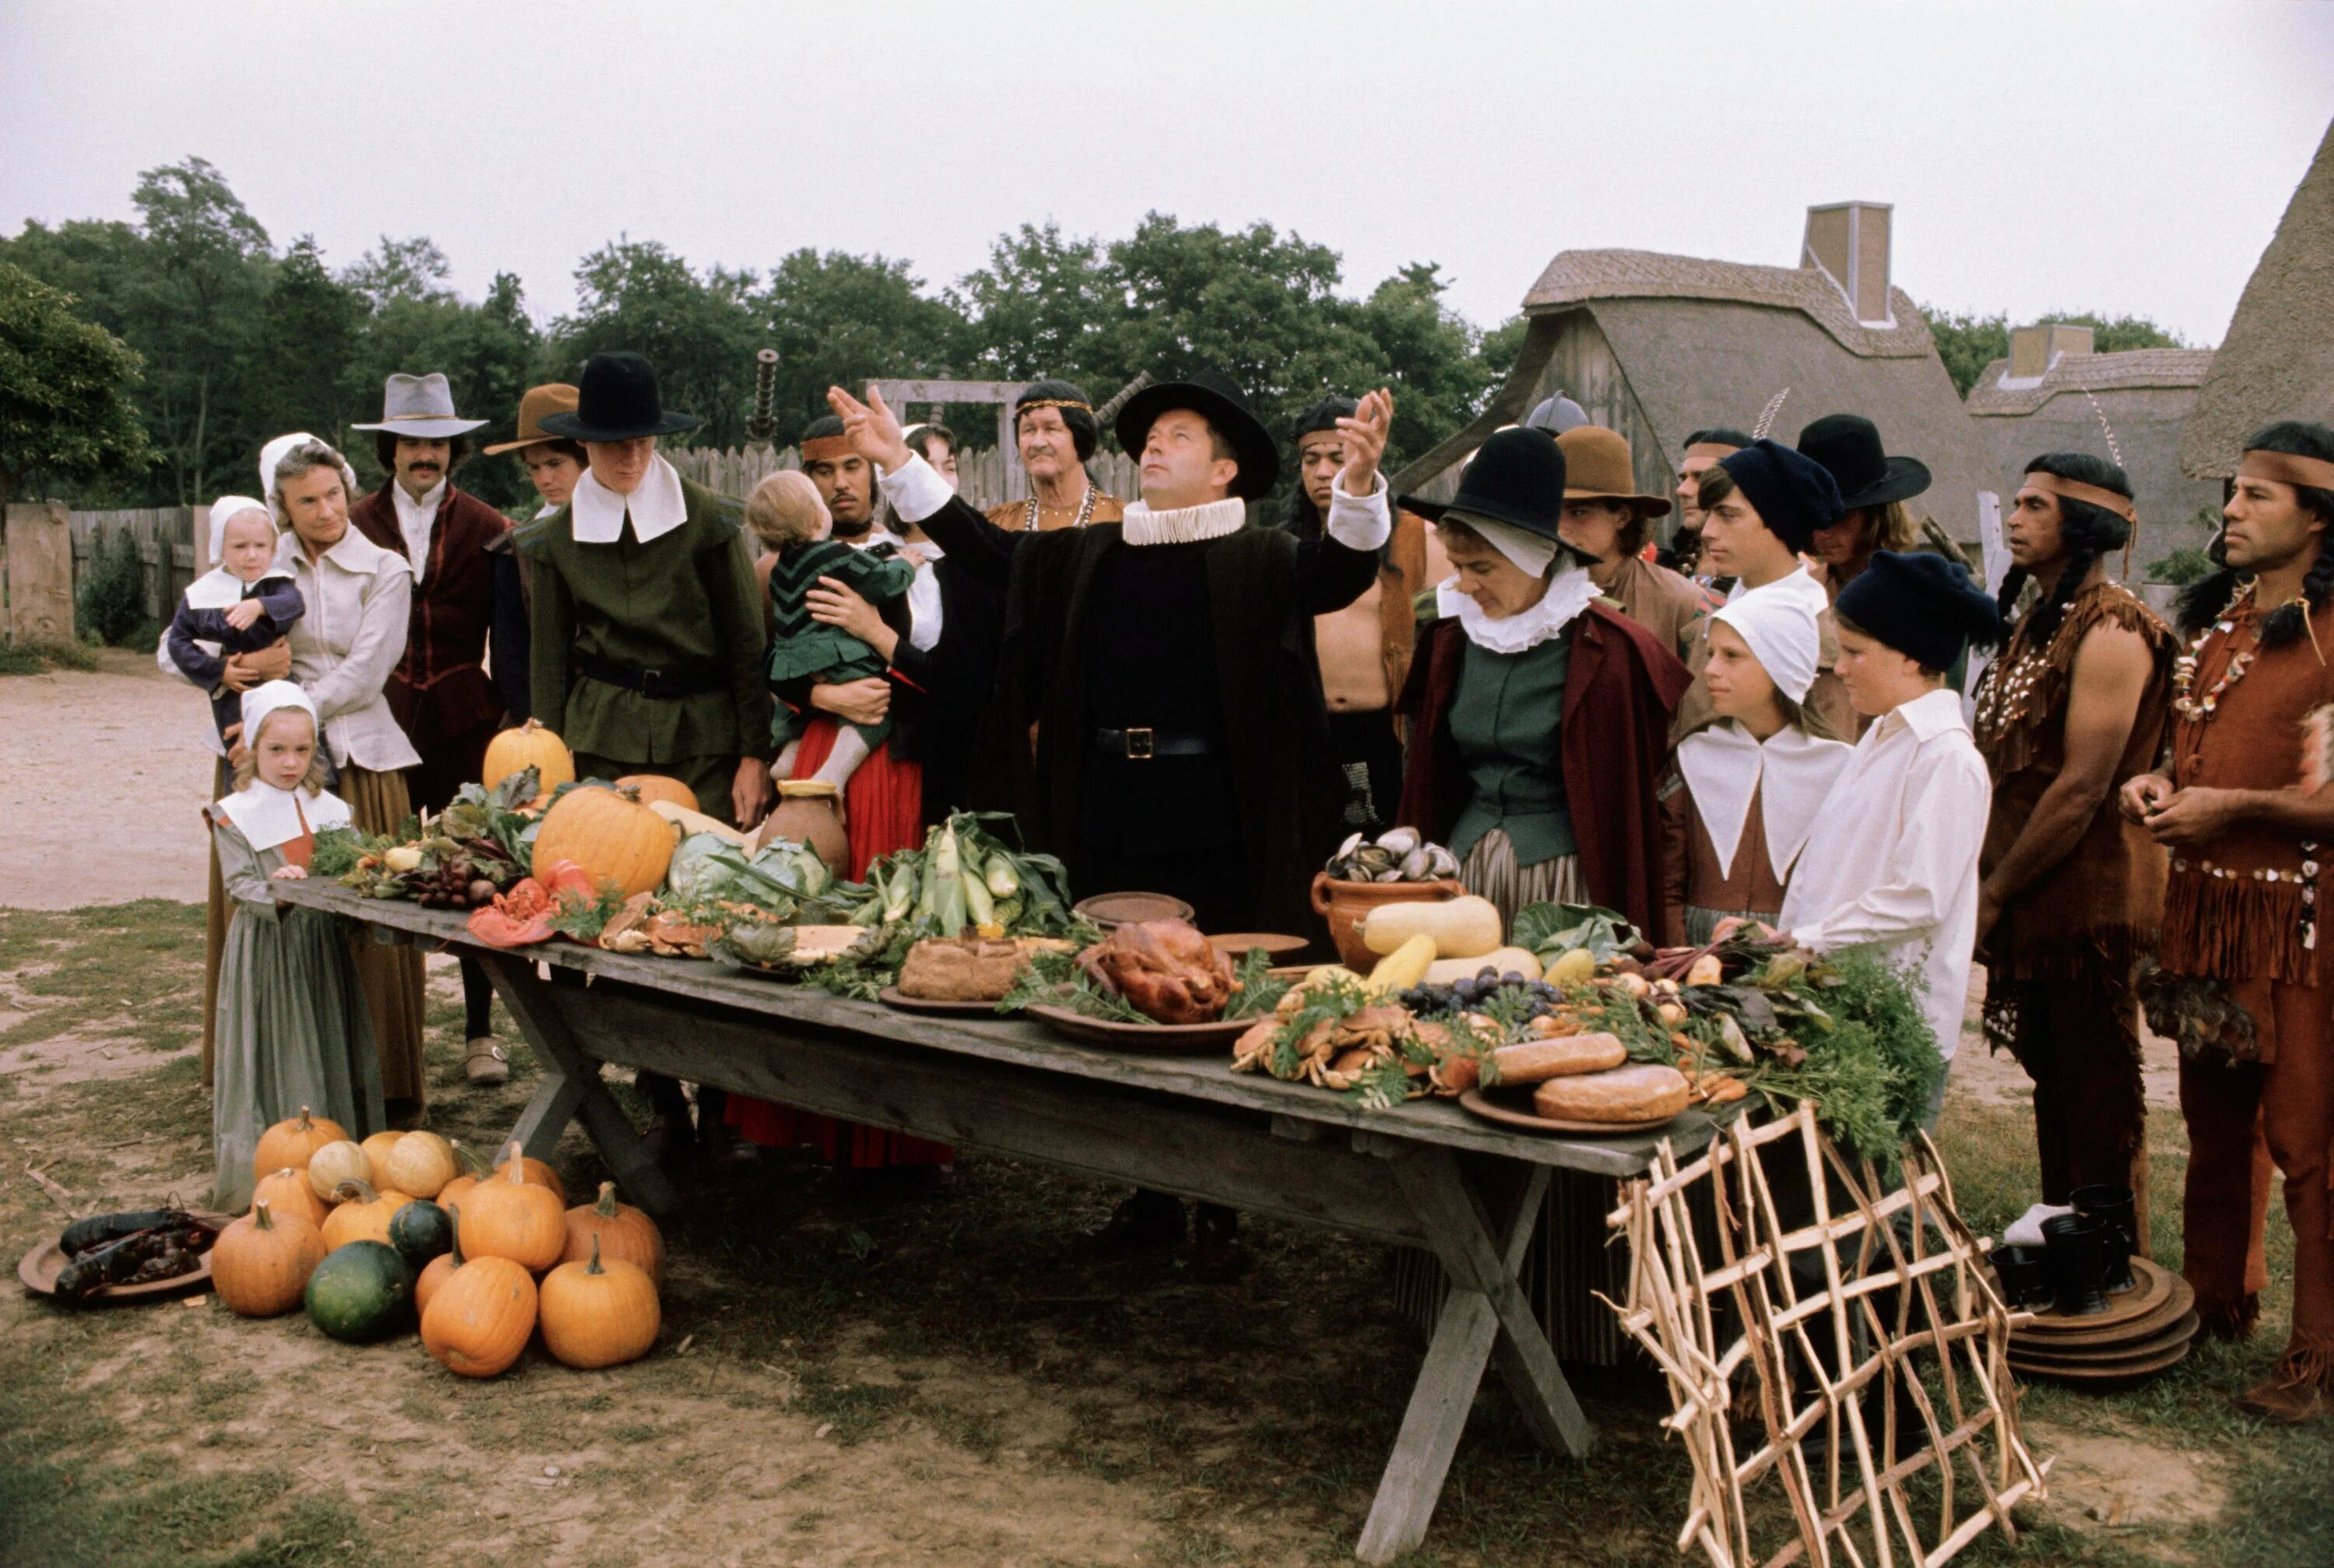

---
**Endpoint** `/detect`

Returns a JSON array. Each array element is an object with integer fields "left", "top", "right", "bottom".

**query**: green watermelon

[
  {"left": 387, "top": 1200, "right": 454, "bottom": 1270},
  {"left": 304, "top": 1241, "right": 415, "bottom": 1342}
]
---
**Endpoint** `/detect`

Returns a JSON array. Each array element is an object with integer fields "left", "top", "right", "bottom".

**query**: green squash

[
  {"left": 303, "top": 1241, "right": 415, "bottom": 1343},
  {"left": 387, "top": 1200, "right": 454, "bottom": 1270}
]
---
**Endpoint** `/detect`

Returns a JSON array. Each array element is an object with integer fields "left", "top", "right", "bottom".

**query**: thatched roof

[
  {"left": 1969, "top": 349, "right": 2222, "bottom": 548},
  {"left": 1395, "top": 242, "right": 2001, "bottom": 541},
  {"left": 2181, "top": 115, "right": 2334, "bottom": 476}
]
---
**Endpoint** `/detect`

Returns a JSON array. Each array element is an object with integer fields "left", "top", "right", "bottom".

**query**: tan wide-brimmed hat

[
  {"left": 1556, "top": 425, "right": 1672, "bottom": 517},
  {"left": 483, "top": 383, "right": 582, "bottom": 455}
]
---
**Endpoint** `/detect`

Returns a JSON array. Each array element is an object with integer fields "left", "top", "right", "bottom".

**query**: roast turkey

[{"left": 1077, "top": 919, "right": 1237, "bottom": 1024}]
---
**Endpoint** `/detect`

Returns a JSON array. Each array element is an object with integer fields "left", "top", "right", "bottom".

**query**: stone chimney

[
  {"left": 2007, "top": 322, "right": 2095, "bottom": 380},
  {"left": 1801, "top": 201, "right": 1894, "bottom": 326}
]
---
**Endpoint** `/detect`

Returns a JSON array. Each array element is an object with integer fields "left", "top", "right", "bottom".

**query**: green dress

[
  {"left": 1448, "top": 635, "right": 1576, "bottom": 866},
  {"left": 764, "top": 537, "right": 916, "bottom": 748},
  {"left": 209, "top": 817, "right": 384, "bottom": 1211}
]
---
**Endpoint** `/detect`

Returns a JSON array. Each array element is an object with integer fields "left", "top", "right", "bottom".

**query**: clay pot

[
  {"left": 2041, "top": 1213, "right": 2111, "bottom": 1316},
  {"left": 761, "top": 793, "right": 849, "bottom": 872},
  {"left": 2069, "top": 1183, "right": 2138, "bottom": 1293},
  {"left": 1309, "top": 873, "right": 1464, "bottom": 971}
]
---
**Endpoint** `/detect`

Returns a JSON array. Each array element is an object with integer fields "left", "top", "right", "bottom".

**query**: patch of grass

[
  {"left": 0, "top": 638, "right": 100, "bottom": 676},
  {"left": 0, "top": 901, "right": 207, "bottom": 1055},
  {"left": 793, "top": 1367, "right": 911, "bottom": 1447}
]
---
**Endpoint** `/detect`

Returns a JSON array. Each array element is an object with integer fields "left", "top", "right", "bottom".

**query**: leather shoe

[
  {"left": 464, "top": 1038, "right": 510, "bottom": 1087},
  {"left": 2234, "top": 1377, "right": 2332, "bottom": 1425}
]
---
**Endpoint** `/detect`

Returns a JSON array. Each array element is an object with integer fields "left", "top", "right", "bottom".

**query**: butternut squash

[{"left": 1362, "top": 895, "right": 1503, "bottom": 960}]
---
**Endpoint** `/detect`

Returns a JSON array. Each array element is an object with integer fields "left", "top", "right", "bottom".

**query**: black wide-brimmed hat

[
  {"left": 1115, "top": 368, "right": 1279, "bottom": 499},
  {"left": 539, "top": 352, "right": 703, "bottom": 443},
  {"left": 1796, "top": 413, "right": 1930, "bottom": 510},
  {"left": 1400, "top": 427, "right": 1570, "bottom": 542}
]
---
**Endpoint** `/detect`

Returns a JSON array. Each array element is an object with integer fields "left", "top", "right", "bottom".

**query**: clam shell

[
  {"left": 1400, "top": 848, "right": 1432, "bottom": 879},
  {"left": 1375, "top": 827, "right": 1421, "bottom": 856},
  {"left": 1375, "top": 867, "right": 1406, "bottom": 883},
  {"left": 1334, "top": 831, "right": 1366, "bottom": 862},
  {"left": 1426, "top": 845, "right": 1460, "bottom": 877}
]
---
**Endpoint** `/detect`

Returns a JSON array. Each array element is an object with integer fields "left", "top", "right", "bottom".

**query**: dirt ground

[{"left": 0, "top": 650, "right": 216, "bottom": 907}]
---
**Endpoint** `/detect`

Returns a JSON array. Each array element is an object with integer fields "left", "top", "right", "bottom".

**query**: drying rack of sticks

[{"left": 1603, "top": 1104, "right": 2050, "bottom": 1568}]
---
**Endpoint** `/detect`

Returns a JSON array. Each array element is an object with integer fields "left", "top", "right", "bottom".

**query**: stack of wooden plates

[{"left": 2008, "top": 1256, "right": 2198, "bottom": 1382}]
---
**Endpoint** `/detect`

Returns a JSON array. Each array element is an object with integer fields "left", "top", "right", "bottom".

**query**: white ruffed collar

[
  {"left": 213, "top": 781, "right": 353, "bottom": 852},
  {"left": 1675, "top": 721, "right": 1853, "bottom": 882},
  {"left": 570, "top": 455, "right": 687, "bottom": 544},
  {"left": 1438, "top": 566, "right": 1599, "bottom": 655},
  {"left": 1121, "top": 496, "right": 1246, "bottom": 547}
]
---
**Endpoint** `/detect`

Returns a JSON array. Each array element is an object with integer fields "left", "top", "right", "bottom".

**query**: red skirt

[{"left": 727, "top": 720, "right": 951, "bottom": 1167}]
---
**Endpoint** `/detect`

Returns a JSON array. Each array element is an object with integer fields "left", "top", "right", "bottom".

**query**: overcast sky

[{"left": 4, "top": 1, "right": 2330, "bottom": 348}]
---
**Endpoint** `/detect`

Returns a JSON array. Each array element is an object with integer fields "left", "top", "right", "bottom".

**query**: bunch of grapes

[{"left": 1399, "top": 968, "right": 1565, "bottom": 1020}]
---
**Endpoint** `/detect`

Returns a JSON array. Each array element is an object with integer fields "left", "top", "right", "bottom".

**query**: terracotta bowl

[{"left": 1309, "top": 873, "right": 1465, "bottom": 971}]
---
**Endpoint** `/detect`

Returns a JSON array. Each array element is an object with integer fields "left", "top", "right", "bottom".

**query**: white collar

[
  {"left": 1437, "top": 566, "right": 1599, "bottom": 655},
  {"left": 214, "top": 780, "right": 352, "bottom": 852},
  {"left": 853, "top": 525, "right": 906, "bottom": 552},
  {"left": 1885, "top": 685, "right": 1969, "bottom": 743},
  {"left": 570, "top": 455, "right": 688, "bottom": 544},
  {"left": 1676, "top": 722, "right": 1855, "bottom": 882},
  {"left": 391, "top": 478, "right": 445, "bottom": 520},
  {"left": 1726, "top": 560, "right": 1829, "bottom": 612},
  {"left": 280, "top": 526, "right": 407, "bottom": 579},
  {"left": 1121, "top": 496, "right": 1246, "bottom": 547},
  {"left": 182, "top": 564, "right": 290, "bottom": 612}
]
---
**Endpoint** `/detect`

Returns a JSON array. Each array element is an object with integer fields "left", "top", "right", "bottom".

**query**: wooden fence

[
  {"left": 669, "top": 444, "right": 1144, "bottom": 515},
  {"left": 68, "top": 506, "right": 204, "bottom": 625}
]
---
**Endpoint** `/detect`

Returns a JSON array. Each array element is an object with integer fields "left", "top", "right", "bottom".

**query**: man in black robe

[{"left": 824, "top": 373, "right": 1393, "bottom": 1274}]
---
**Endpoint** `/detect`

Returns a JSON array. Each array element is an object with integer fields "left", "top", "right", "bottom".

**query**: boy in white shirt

[{"left": 1775, "top": 550, "right": 2003, "bottom": 1128}]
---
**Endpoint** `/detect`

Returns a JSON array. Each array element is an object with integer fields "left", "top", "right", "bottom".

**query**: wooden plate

[
  {"left": 878, "top": 985, "right": 1004, "bottom": 1018},
  {"left": 19, "top": 1216, "right": 231, "bottom": 1304},
  {"left": 1208, "top": 932, "right": 1311, "bottom": 960},
  {"left": 2014, "top": 1311, "right": 2199, "bottom": 1367},
  {"left": 2011, "top": 1338, "right": 2193, "bottom": 1382},
  {"left": 2012, "top": 1273, "right": 2195, "bottom": 1349},
  {"left": 1458, "top": 1087, "right": 1680, "bottom": 1136},
  {"left": 2013, "top": 1256, "right": 2183, "bottom": 1334},
  {"left": 1072, "top": 891, "right": 1196, "bottom": 929},
  {"left": 1025, "top": 1003, "right": 1256, "bottom": 1055}
]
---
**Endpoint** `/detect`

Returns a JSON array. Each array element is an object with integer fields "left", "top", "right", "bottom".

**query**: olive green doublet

[
  {"left": 1448, "top": 635, "right": 1575, "bottom": 868},
  {"left": 522, "top": 479, "right": 773, "bottom": 765}
]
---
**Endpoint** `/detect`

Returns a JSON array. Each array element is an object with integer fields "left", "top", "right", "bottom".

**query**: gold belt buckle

[{"left": 1124, "top": 726, "right": 1155, "bottom": 760}]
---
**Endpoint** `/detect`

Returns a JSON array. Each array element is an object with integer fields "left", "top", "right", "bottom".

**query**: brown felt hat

[
  {"left": 484, "top": 383, "right": 581, "bottom": 455},
  {"left": 1556, "top": 425, "right": 1671, "bottom": 518}
]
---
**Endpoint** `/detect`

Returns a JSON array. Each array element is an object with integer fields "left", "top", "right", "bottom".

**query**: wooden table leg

[
  {"left": 475, "top": 956, "right": 679, "bottom": 1217},
  {"left": 1354, "top": 1153, "right": 1593, "bottom": 1563}
]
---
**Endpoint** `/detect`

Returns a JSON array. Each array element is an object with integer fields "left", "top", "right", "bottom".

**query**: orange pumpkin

[
  {"left": 482, "top": 718, "right": 574, "bottom": 805},
  {"left": 562, "top": 1181, "right": 664, "bottom": 1287},
  {"left": 457, "top": 1143, "right": 566, "bottom": 1272},
  {"left": 212, "top": 1199, "right": 328, "bottom": 1317},
  {"left": 252, "top": 1166, "right": 328, "bottom": 1231},
  {"left": 384, "top": 1131, "right": 457, "bottom": 1199},
  {"left": 321, "top": 1181, "right": 414, "bottom": 1252},
  {"left": 360, "top": 1130, "right": 405, "bottom": 1191},
  {"left": 252, "top": 1106, "right": 349, "bottom": 1179},
  {"left": 420, "top": 1248, "right": 537, "bottom": 1378},
  {"left": 530, "top": 784, "right": 673, "bottom": 898},
  {"left": 494, "top": 1150, "right": 566, "bottom": 1206},
  {"left": 538, "top": 1235, "right": 660, "bottom": 1369},
  {"left": 439, "top": 1140, "right": 488, "bottom": 1212},
  {"left": 613, "top": 774, "right": 697, "bottom": 813},
  {"left": 416, "top": 1205, "right": 467, "bottom": 1314}
]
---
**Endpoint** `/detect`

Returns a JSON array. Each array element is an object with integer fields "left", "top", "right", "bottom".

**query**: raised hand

[
  {"left": 1337, "top": 387, "right": 1394, "bottom": 495},
  {"left": 824, "top": 384, "right": 914, "bottom": 475}
]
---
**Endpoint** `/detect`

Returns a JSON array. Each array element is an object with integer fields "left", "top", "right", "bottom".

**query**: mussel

[{"left": 1375, "top": 826, "right": 1421, "bottom": 856}]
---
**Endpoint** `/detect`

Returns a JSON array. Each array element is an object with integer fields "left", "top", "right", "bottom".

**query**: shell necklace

[
  {"left": 2172, "top": 580, "right": 2259, "bottom": 725},
  {"left": 1022, "top": 481, "right": 1099, "bottom": 533}
]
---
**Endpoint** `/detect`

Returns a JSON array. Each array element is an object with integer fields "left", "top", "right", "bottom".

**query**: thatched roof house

[
  {"left": 1397, "top": 201, "right": 1999, "bottom": 541},
  {"left": 2182, "top": 115, "right": 2334, "bottom": 477},
  {"left": 1968, "top": 324, "right": 2221, "bottom": 554}
]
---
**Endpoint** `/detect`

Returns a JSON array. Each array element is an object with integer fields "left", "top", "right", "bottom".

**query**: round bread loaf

[{"left": 1533, "top": 1062, "right": 1692, "bottom": 1124}]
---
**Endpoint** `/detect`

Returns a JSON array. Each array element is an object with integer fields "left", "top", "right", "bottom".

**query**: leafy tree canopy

[{"left": 1922, "top": 303, "right": 2189, "bottom": 398}]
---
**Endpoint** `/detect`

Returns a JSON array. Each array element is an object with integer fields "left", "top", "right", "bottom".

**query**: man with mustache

[
  {"left": 349, "top": 372, "right": 515, "bottom": 1089},
  {"left": 985, "top": 380, "right": 1125, "bottom": 533}
]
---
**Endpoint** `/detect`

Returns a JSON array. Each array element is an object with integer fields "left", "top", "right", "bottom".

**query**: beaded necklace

[
  {"left": 1021, "top": 481, "right": 1099, "bottom": 533},
  {"left": 2171, "top": 580, "right": 2259, "bottom": 725}
]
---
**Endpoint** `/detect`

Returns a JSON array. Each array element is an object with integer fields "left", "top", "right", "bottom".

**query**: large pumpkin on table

[
  {"left": 304, "top": 1240, "right": 415, "bottom": 1342},
  {"left": 213, "top": 1199, "right": 328, "bottom": 1318},
  {"left": 482, "top": 719, "right": 574, "bottom": 805},
  {"left": 530, "top": 785, "right": 673, "bottom": 898},
  {"left": 614, "top": 775, "right": 698, "bottom": 813},
  {"left": 252, "top": 1107, "right": 348, "bottom": 1179}
]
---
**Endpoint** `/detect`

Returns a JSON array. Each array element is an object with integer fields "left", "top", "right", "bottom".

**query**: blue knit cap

[
  {"left": 1835, "top": 550, "right": 2003, "bottom": 671},
  {"left": 1715, "top": 439, "right": 1843, "bottom": 553}
]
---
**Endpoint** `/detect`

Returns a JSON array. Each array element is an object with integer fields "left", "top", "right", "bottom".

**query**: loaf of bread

[
  {"left": 899, "top": 937, "right": 1026, "bottom": 1001},
  {"left": 1485, "top": 1031, "right": 1627, "bottom": 1087},
  {"left": 1532, "top": 1062, "right": 1692, "bottom": 1124}
]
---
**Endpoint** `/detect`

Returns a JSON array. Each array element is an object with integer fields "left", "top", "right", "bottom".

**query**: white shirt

[
  {"left": 391, "top": 479, "right": 446, "bottom": 582},
  {"left": 569, "top": 454, "right": 688, "bottom": 544},
  {"left": 1777, "top": 687, "right": 1990, "bottom": 1062},
  {"left": 1726, "top": 560, "right": 1829, "bottom": 614}
]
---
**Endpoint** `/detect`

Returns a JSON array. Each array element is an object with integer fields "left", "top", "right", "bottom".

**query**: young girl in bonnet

[
  {"left": 207, "top": 680, "right": 384, "bottom": 1209},
  {"left": 1661, "top": 586, "right": 1853, "bottom": 946}
]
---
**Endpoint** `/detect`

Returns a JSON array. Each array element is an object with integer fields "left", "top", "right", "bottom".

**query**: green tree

[
  {"left": 1922, "top": 303, "right": 2189, "bottom": 397},
  {"left": 752, "top": 248, "right": 964, "bottom": 442},
  {"left": 950, "top": 222, "right": 1120, "bottom": 387},
  {"left": 251, "top": 236, "right": 366, "bottom": 444},
  {"left": 343, "top": 234, "right": 457, "bottom": 309},
  {"left": 548, "top": 239, "right": 762, "bottom": 446},
  {"left": 344, "top": 263, "right": 541, "bottom": 508},
  {"left": 1351, "top": 263, "right": 1504, "bottom": 470},
  {"left": 0, "top": 262, "right": 156, "bottom": 510}
]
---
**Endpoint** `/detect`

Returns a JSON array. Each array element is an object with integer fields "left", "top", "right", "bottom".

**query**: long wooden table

[{"left": 280, "top": 881, "right": 1713, "bottom": 1563}]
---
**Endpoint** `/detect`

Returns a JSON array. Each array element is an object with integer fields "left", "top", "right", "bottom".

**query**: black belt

[
  {"left": 1094, "top": 727, "right": 1215, "bottom": 760},
  {"left": 575, "top": 656, "right": 727, "bottom": 699}
]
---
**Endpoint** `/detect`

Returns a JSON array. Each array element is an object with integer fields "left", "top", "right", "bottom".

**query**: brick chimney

[
  {"left": 2007, "top": 322, "right": 2095, "bottom": 380},
  {"left": 1801, "top": 201, "right": 1894, "bottom": 326}
]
